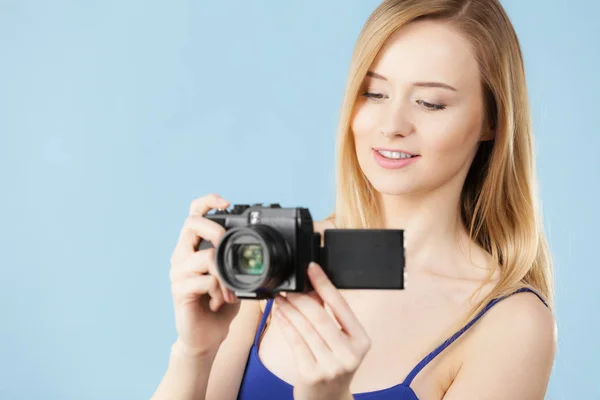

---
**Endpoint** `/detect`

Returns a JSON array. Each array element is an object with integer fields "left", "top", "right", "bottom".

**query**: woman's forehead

[{"left": 369, "top": 20, "right": 480, "bottom": 90}]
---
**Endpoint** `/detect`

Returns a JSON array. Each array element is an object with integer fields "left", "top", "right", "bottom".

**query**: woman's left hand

[{"left": 273, "top": 262, "right": 372, "bottom": 400}]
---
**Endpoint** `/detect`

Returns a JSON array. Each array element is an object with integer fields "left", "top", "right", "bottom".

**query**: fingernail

[{"left": 308, "top": 262, "right": 321, "bottom": 275}]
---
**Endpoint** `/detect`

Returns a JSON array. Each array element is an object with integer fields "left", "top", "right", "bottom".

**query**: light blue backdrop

[{"left": 1, "top": 0, "right": 597, "bottom": 398}]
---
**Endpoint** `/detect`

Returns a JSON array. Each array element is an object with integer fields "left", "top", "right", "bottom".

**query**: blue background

[{"left": 1, "top": 0, "right": 597, "bottom": 398}]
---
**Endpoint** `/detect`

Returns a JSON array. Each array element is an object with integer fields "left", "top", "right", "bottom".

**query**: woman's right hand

[{"left": 169, "top": 194, "right": 241, "bottom": 357}]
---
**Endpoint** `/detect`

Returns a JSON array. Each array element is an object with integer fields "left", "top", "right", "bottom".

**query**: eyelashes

[
  {"left": 361, "top": 92, "right": 447, "bottom": 111},
  {"left": 415, "top": 99, "right": 446, "bottom": 111},
  {"left": 362, "top": 91, "right": 387, "bottom": 100}
]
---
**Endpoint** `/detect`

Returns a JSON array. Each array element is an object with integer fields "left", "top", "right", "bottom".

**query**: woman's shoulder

[
  {"left": 444, "top": 288, "right": 557, "bottom": 396},
  {"left": 480, "top": 288, "right": 555, "bottom": 338},
  {"left": 464, "top": 285, "right": 556, "bottom": 351},
  {"left": 455, "top": 287, "right": 557, "bottom": 386}
]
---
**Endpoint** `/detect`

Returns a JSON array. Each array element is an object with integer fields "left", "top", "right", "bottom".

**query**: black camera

[{"left": 197, "top": 203, "right": 405, "bottom": 299}]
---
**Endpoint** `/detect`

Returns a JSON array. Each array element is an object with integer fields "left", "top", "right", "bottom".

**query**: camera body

[{"left": 197, "top": 203, "right": 405, "bottom": 299}]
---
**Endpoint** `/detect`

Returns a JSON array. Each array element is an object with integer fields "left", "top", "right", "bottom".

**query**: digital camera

[{"left": 197, "top": 203, "right": 405, "bottom": 299}]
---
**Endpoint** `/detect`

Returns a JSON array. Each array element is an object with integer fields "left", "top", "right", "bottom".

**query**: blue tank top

[{"left": 237, "top": 287, "right": 548, "bottom": 399}]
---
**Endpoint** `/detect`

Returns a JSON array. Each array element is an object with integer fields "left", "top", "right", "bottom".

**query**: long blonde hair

[{"left": 329, "top": 0, "right": 554, "bottom": 328}]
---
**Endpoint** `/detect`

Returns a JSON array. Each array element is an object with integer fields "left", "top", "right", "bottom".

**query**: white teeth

[{"left": 377, "top": 150, "right": 414, "bottom": 159}]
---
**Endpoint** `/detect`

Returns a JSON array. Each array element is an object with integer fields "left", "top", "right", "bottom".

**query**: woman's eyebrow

[{"left": 366, "top": 70, "right": 458, "bottom": 92}]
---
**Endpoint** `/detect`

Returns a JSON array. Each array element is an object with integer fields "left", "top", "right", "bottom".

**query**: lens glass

[{"left": 233, "top": 244, "right": 264, "bottom": 275}]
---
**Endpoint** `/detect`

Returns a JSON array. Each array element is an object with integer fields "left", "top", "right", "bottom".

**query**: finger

[
  {"left": 307, "top": 262, "right": 369, "bottom": 341},
  {"left": 286, "top": 292, "right": 355, "bottom": 362},
  {"left": 273, "top": 301, "right": 316, "bottom": 373},
  {"left": 171, "top": 249, "right": 236, "bottom": 303},
  {"left": 170, "top": 193, "right": 229, "bottom": 264},
  {"left": 287, "top": 291, "right": 325, "bottom": 311},
  {"left": 202, "top": 255, "right": 237, "bottom": 303},
  {"left": 171, "top": 215, "right": 226, "bottom": 265},
  {"left": 305, "top": 289, "right": 325, "bottom": 306},
  {"left": 185, "top": 216, "right": 227, "bottom": 251},
  {"left": 304, "top": 291, "right": 342, "bottom": 330},
  {"left": 275, "top": 295, "right": 337, "bottom": 366},
  {"left": 189, "top": 193, "right": 230, "bottom": 216},
  {"left": 171, "top": 248, "right": 214, "bottom": 279},
  {"left": 202, "top": 253, "right": 237, "bottom": 303},
  {"left": 174, "top": 275, "right": 225, "bottom": 311}
]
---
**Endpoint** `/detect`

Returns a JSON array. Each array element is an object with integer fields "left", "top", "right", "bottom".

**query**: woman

[{"left": 153, "top": 0, "right": 557, "bottom": 399}]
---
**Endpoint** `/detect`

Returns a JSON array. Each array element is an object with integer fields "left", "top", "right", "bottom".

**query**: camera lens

[
  {"left": 233, "top": 244, "right": 264, "bottom": 275},
  {"left": 215, "top": 225, "right": 291, "bottom": 293}
]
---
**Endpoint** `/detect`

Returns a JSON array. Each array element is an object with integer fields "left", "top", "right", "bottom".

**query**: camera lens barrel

[{"left": 215, "top": 225, "right": 291, "bottom": 293}]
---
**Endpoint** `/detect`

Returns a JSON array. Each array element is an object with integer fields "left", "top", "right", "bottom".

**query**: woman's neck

[{"left": 378, "top": 183, "right": 490, "bottom": 280}]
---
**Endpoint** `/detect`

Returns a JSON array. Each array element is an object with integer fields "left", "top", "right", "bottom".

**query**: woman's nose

[{"left": 378, "top": 103, "right": 414, "bottom": 138}]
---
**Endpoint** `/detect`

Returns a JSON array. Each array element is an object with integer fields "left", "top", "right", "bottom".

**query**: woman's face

[{"left": 352, "top": 19, "right": 492, "bottom": 197}]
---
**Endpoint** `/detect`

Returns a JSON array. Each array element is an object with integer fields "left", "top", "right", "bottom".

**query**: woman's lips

[{"left": 372, "top": 148, "right": 420, "bottom": 169}]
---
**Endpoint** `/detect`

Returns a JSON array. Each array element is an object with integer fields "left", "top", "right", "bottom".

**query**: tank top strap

[
  {"left": 253, "top": 298, "right": 275, "bottom": 347},
  {"left": 401, "top": 287, "right": 548, "bottom": 387}
]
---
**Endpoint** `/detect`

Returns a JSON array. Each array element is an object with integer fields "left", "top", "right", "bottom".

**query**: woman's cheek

[
  {"left": 352, "top": 102, "right": 380, "bottom": 137},
  {"left": 420, "top": 109, "right": 478, "bottom": 155}
]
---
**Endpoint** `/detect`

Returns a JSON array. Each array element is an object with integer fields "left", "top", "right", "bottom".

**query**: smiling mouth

[{"left": 374, "top": 149, "right": 418, "bottom": 159}]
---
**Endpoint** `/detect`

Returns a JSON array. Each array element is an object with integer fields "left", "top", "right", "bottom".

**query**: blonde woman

[{"left": 153, "top": 0, "right": 557, "bottom": 399}]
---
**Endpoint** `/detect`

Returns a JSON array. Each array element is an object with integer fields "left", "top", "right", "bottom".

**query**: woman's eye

[
  {"left": 416, "top": 100, "right": 446, "bottom": 111},
  {"left": 362, "top": 91, "right": 386, "bottom": 100}
]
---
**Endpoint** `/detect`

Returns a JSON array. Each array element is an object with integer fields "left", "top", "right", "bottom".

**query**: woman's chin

[{"left": 366, "top": 176, "right": 422, "bottom": 197}]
